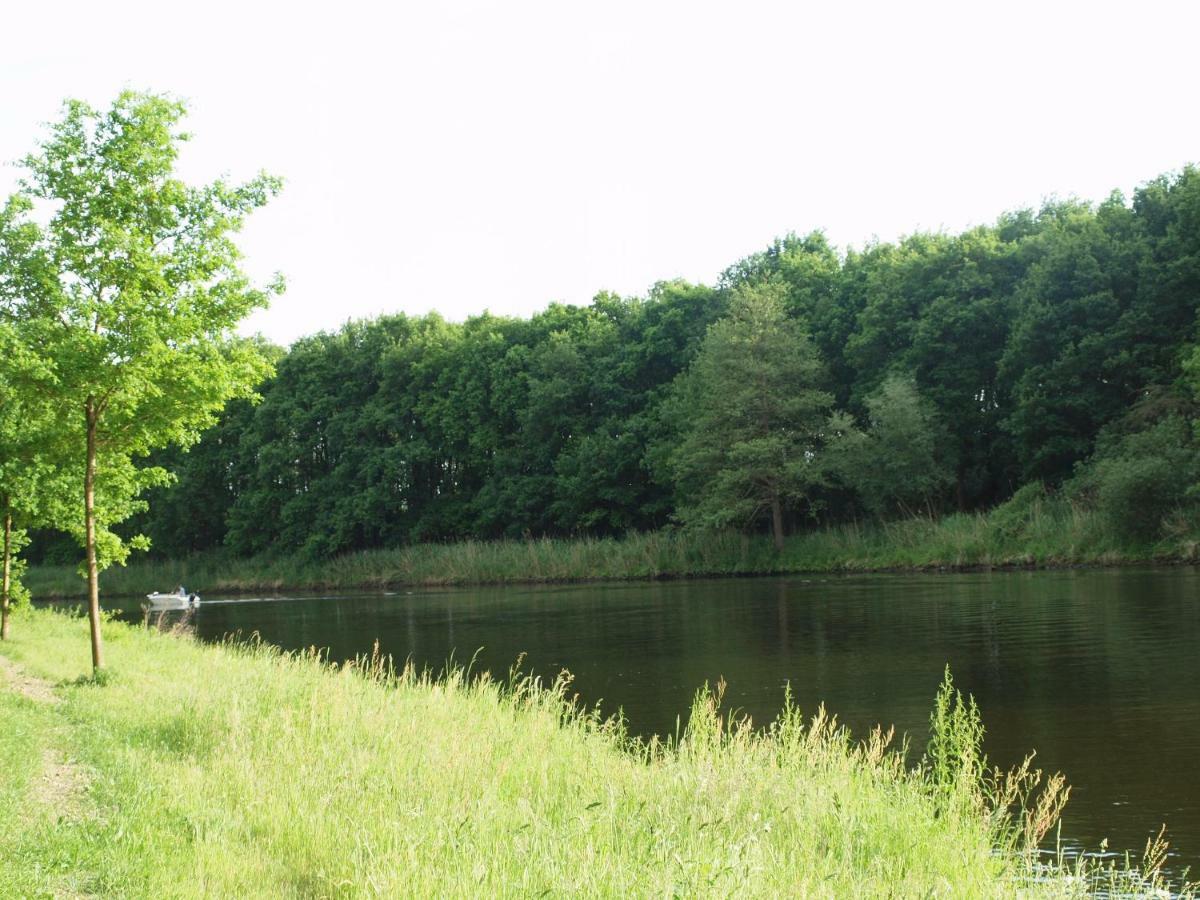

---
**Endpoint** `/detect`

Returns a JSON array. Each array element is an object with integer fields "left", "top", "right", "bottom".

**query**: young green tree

[
  {"left": 0, "top": 92, "right": 280, "bottom": 671},
  {"left": 838, "top": 374, "right": 956, "bottom": 518},
  {"left": 667, "top": 280, "right": 842, "bottom": 550}
]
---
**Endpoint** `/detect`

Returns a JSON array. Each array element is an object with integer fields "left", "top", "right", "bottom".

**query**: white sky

[{"left": 2, "top": 1, "right": 1197, "bottom": 346}]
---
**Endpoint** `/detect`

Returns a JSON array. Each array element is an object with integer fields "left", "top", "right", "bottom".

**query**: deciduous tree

[
  {"left": 0, "top": 92, "right": 280, "bottom": 671},
  {"left": 837, "top": 374, "right": 955, "bottom": 518}
]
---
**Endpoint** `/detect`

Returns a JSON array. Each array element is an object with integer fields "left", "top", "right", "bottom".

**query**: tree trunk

[
  {"left": 1, "top": 500, "right": 11, "bottom": 641},
  {"left": 85, "top": 398, "right": 104, "bottom": 672},
  {"left": 770, "top": 492, "right": 785, "bottom": 552}
]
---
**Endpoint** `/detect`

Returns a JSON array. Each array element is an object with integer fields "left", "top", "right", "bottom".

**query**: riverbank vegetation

[
  {"left": 26, "top": 493, "right": 1199, "bottom": 599},
  {"left": 23, "top": 162, "right": 1200, "bottom": 591},
  {"left": 0, "top": 607, "right": 1188, "bottom": 897}
]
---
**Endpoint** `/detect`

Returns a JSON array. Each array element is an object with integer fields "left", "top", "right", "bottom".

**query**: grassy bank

[
  {"left": 25, "top": 498, "right": 1200, "bottom": 599},
  {"left": 0, "top": 607, "right": 1184, "bottom": 897}
]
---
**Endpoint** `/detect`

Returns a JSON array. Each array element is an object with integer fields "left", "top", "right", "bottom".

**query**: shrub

[
  {"left": 988, "top": 482, "right": 1049, "bottom": 540},
  {"left": 1071, "top": 416, "right": 1198, "bottom": 542}
]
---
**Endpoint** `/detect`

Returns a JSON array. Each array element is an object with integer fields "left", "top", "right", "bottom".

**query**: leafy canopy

[
  {"left": 0, "top": 91, "right": 281, "bottom": 567},
  {"left": 837, "top": 374, "right": 956, "bottom": 517}
]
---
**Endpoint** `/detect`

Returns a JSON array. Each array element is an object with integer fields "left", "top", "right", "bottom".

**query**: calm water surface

[{"left": 111, "top": 567, "right": 1200, "bottom": 876}]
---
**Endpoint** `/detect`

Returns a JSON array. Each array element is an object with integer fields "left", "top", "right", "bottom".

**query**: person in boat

[{"left": 176, "top": 584, "right": 187, "bottom": 598}]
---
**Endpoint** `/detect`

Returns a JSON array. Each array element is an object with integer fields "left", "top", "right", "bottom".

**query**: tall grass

[
  {"left": 1, "top": 607, "right": 1188, "bottom": 897},
  {"left": 26, "top": 498, "right": 1200, "bottom": 599}
]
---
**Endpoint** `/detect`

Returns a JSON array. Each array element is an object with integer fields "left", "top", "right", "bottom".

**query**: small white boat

[{"left": 146, "top": 590, "right": 201, "bottom": 609}]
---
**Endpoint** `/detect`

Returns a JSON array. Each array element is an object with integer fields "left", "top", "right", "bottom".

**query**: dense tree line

[{"left": 57, "top": 165, "right": 1200, "bottom": 562}]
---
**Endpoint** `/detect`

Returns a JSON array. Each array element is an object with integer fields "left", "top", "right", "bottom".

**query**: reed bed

[
  {"left": 1, "top": 607, "right": 1188, "bottom": 897},
  {"left": 25, "top": 499, "right": 1199, "bottom": 600}
]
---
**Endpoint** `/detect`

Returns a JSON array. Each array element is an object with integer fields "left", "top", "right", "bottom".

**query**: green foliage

[
  {"left": 35, "top": 488, "right": 1200, "bottom": 601},
  {"left": 197, "top": 283, "right": 728, "bottom": 559},
  {"left": 0, "top": 333, "right": 73, "bottom": 636},
  {"left": 0, "top": 91, "right": 279, "bottom": 569},
  {"left": 925, "top": 666, "right": 987, "bottom": 808},
  {"left": 988, "top": 482, "right": 1051, "bottom": 541},
  {"left": 12, "top": 161, "right": 1198, "bottom": 563},
  {"left": 0, "top": 91, "right": 278, "bottom": 669},
  {"left": 667, "top": 280, "right": 842, "bottom": 546},
  {"left": 1070, "top": 416, "right": 1199, "bottom": 542},
  {"left": 837, "top": 374, "right": 955, "bottom": 517}
]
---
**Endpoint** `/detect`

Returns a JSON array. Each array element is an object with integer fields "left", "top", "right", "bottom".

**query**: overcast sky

[{"left": 2, "top": 1, "right": 1197, "bottom": 345}]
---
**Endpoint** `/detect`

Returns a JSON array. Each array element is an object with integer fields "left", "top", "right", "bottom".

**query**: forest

[{"left": 29, "top": 164, "right": 1200, "bottom": 566}]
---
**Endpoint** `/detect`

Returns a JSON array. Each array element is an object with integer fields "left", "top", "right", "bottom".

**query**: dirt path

[
  {"left": 0, "top": 652, "right": 61, "bottom": 704},
  {"left": 31, "top": 746, "right": 90, "bottom": 816},
  {"left": 0, "top": 652, "right": 91, "bottom": 821}
]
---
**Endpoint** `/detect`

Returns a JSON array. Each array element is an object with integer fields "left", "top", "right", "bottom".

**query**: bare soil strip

[
  {"left": 0, "top": 652, "right": 60, "bottom": 704},
  {"left": 33, "top": 747, "right": 90, "bottom": 815},
  {"left": 0, "top": 652, "right": 91, "bottom": 822}
]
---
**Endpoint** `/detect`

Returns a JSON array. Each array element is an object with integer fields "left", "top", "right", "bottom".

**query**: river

[{"left": 112, "top": 566, "right": 1200, "bottom": 878}]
